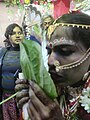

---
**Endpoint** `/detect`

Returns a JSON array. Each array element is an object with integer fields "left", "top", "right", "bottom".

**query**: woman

[
  {"left": 15, "top": 12, "right": 90, "bottom": 120},
  {"left": 0, "top": 23, "right": 24, "bottom": 120},
  {"left": 41, "top": 15, "right": 54, "bottom": 31}
]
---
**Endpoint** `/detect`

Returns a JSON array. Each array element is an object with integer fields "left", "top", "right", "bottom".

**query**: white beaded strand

[{"left": 54, "top": 48, "right": 90, "bottom": 71}]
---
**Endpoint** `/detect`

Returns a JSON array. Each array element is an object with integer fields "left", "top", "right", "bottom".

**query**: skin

[
  {"left": 42, "top": 17, "right": 54, "bottom": 30},
  {"left": 48, "top": 26, "right": 90, "bottom": 87},
  {"left": 15, "top": 26, "right": 90, "bottom": 120},
  {"left": 15, "top": 79, "right": 63, "bottom": 120},
  {"left": 9, "top": 27, "right": 24, "bottom": 47}
]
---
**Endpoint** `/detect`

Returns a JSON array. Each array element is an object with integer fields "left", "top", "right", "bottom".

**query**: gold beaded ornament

[
  {"left": 47, "top": 22, "right": 90, "bottom": 40},
  {"left": 54, "top": 48, "right": 90, "bottom": 72}
]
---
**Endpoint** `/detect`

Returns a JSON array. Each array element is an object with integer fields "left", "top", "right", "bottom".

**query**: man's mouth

[{"left": 49, "top": 70, "right": 65, "bottom": 83}]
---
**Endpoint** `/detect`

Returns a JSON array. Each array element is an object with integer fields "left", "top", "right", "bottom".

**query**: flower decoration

[
  {"left": 24, "top": 0, "right": 30, "bottom": 4},
  {"left": 5, "top": 0, "right": 30, "bottom": 7},
  {"left": 79, "top": 87, "right": 90, "bottom": 113}
]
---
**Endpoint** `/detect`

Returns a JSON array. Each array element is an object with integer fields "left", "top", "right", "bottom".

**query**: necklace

[{"left": 59, "top": 75, "right": 90, "bottom": 120}]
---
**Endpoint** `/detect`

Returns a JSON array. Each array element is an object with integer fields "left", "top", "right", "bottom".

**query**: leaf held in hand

[{"left": 20, "top": 39, "right": 57, "bottom": 99}]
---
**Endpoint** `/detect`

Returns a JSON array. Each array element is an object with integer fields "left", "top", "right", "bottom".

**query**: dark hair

[
  {"left": 4, "top": 23, "right": 23, "bottom": 47},
  {"left": 5, "top": 23, "right": 23, "bottom": 39},
  {"left": 52, "top": 12, "right": 90, "bottom": 49},
  {"left": 43, "top": 15, "right": 54, "bottom": 22}
]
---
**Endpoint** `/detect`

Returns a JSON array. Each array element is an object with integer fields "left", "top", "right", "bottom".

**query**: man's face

[
  {"left": 47, "top": 26, "right": 90, "bottom": 87},
  {"left": 10, "top": 27, "right": 24, "bottom": 47}
]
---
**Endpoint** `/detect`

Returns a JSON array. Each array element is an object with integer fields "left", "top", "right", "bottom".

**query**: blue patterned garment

[
  {"left": 2, "top": 47, "right": 21, "bottom": 90},
  {"left": 1, "top": 47, "right": 22, "bottom": 120}
]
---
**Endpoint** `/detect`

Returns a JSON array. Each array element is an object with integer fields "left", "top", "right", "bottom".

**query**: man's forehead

[{"left": 47, "top": 37, "right": 76, "bottom": 48}]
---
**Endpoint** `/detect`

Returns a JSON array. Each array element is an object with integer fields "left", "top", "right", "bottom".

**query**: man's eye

[
  {"left": 60, "top": 50, "right": 74, "bottom": 56},
  {"left": 54, "top": 47, "right": 74, "bottom": 56}
]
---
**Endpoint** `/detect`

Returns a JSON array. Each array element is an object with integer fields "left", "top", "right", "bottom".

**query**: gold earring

[
  {"left": 82, "top": 71, "right": 90, "bottom": 81},
  {"left": 54, "top": 60, "right": 60, "bottom": 72}
]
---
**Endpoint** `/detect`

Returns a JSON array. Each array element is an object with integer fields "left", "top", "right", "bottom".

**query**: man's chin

[{"left": 52, "top": 79, "right": 69, "bottom": 87}]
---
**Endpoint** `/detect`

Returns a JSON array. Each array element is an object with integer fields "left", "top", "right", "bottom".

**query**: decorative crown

[{"left": 47, "top": 22, "right": 90, "bottom": 40}]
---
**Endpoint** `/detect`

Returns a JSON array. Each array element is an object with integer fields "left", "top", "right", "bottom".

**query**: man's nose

[{"left": 48, "top": 52, "right": 56, "bottom": 66}]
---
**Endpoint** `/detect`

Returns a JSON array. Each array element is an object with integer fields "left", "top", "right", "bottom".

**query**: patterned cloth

[
  {"left": 59, "top": 75, "right": 90, "bottom": 120},
  {"left": 2, "top": 47, "right": 20, "bottom": 90},
  {"left": 2, "top": 93, "right": 23, "bottom": 120},
  {"left": 0, "top": 47, "right": 22, "bottom": 120}
]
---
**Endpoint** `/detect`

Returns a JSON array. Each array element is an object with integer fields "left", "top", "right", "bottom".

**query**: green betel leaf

[
  {"left": 22, "top": 39, "right": 44, "bottom": 87},
  {"left": 20, "top": 42, "right": 36, "bottom": 81},
  {"left": 43, "top": 67, "right": 58, "bottom": 99},
  {"left": 20, "top": 39, "right": 58, "bottom": 99}
]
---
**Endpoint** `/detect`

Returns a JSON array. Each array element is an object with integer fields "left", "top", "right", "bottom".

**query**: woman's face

[
  {"left": 48, "top": 26, "right": 90, "bottom": 87},
  {"left": 43, "top": 17, "right": 53, "bottom": 30},
  {"left": 9, "top": 26, "right": 24, "bottom": 47}
]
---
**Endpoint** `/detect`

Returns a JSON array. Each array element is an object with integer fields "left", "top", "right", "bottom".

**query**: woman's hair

[
  {"left": 51, "top": 12, "right": 90, "bottom": 49},
  {"left": 43, "top": 15, "right": 54, "bottom": 23},
  {"left": 41, "top": 15, "right": 54, "bottom": 31},
  {"left": 5, "top": 23, "right": 23, "bottom": 39},
  {"left": 4, "top": 23, "right": 23, "bottom": 47}
]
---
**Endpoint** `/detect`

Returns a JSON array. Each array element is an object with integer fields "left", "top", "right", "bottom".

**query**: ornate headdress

[
  {"left": 47, "top": 21, "right": 90, "bottom": 40},
  {"left": 46, "top": 12, "right": 90, "bottom": 71}
]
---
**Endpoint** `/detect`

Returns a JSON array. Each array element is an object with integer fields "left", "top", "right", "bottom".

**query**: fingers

[
  {"left": 29, "top": 88, "right": 50, "bottom": 119},
  {"left": 17, "top": 96, "right": 29, "bottom": 109},
  {"left": 15, "top": 84, "right": 29, "bottom": 92},
  {"left": 29, "top": 81, "right": 53, "bottom": 105},
  {"left": 27, "top": 88, "right": 63, "bottom": 120},
  {"left": 29, "top": 88, "right": 46, "bottom": 111},
  {"left": 16, "top": 90, "right": 29, "bottom": 102},
  {"left": 27, "top": 82, "right": 61, "bottom": 120},
  {"left": 16, "top": 89, "right": 29, "bottom": 108},
  {"left": 15, "top": 78, "right": 27, "bottom": 84},
  {"left": 15, "top": 78, "right": 29, "bottom": 108},
  {"left": 27, "top": 100, "right": 41, "bottom": 120},
  {"left": 15, "top": 78, "right": 29, "bottom": 92}
]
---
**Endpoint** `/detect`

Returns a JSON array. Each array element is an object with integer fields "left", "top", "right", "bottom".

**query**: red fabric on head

[{"left": 53, "top": 0, "right": 71, "bottom": 19}]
